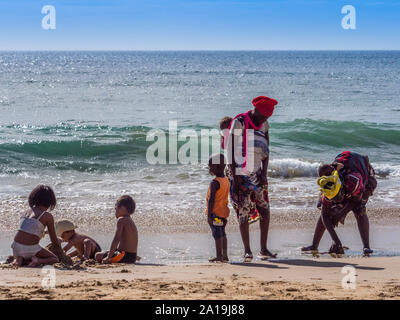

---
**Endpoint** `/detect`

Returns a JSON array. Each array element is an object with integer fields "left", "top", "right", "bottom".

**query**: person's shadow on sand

[
  {"left": 230, "top": 262, "right": 289, "bottom": 269},
  {"left": 268, "top": 259, "right": 385, "bottom": 271}
]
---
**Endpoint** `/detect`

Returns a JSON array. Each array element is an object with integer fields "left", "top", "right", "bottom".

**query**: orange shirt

[{"left": 205, "top": 177, "right": 230, "bottom": 219}]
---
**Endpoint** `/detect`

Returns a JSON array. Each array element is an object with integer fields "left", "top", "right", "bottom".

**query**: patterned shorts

[{"left": 231, "top": 183, "right": 270, "bottom": 225}]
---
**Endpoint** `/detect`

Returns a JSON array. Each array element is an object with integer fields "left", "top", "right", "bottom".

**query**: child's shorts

[
  {"left": 209, "top": 217, "right": 227, "bottom": 240},
  {"left": 89, "top": 243, "right": 102, "bottom": 260},
  {"left": 105, "top": 250, "right": 137, "bottom": 264},
  {"left": 11, "top": 241, "right": 42, "bottom": 260}
]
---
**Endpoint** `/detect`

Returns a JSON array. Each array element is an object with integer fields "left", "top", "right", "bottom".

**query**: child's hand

[{"left": 102, "top": 257, "right": 111, "bottom": 264}]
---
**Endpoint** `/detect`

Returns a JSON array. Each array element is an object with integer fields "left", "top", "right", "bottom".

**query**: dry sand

[{"left": 1, "top": 257, "right": 399, "bottom": 300}]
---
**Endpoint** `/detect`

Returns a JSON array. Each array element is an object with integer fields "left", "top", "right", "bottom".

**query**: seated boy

[
  {"left": 55, "top": 220, "right": 102, "bottom": 260},
  {"left": 95, "top": 195, "right": 138, "bottom": 264}
]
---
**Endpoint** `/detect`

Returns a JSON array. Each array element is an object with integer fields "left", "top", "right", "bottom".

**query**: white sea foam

[
  {"left": 268, "top": 159, "right": 400, "bottom": 179},
  {"left": 373, "top": 163, "right": 400, "bottom": 177},
  {"left": 269, "top": 158, "right": 320, "bottom": 178}
]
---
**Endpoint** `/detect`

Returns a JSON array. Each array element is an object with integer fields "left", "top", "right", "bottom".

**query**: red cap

[{"left": 252, "top": 96, "right": 278, "bottom": 118}]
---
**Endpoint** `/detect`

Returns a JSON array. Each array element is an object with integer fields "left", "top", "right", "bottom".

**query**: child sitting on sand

[
  {"left": 55, "top": 220, "right": 102, "bottom": 261},
  {"left": 206, "top": 154, "right": 230, "bottom": 263},
  {"left": 11, "top": 185, "right": 60, "bottom": 267},
  {"left": 95, "top": 195, "right": 138, "bottom": 264}
]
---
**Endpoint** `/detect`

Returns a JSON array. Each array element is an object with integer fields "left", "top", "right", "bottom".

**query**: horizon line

[{"left": 1, "top": 49, "right": 400, "bottom": 52}]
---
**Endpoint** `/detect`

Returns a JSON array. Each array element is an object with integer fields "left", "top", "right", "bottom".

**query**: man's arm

[{"left": 103, "top": 218, "right": 125, "bottom": 263}]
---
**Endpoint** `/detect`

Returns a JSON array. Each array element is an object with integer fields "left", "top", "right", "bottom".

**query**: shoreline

[
  {"left": 2, "top": 210, "right": 400, "bottom": 265},
  {"left": 1, "top": 257, "right": 399, "bottom": 300},
  {"left": 1, "top": 207, "right": 399, "bottom": 235}
]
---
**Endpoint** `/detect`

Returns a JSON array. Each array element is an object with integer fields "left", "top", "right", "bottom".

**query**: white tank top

[{"left": 18, "top": 210, "right": 46, "bottom": 238}]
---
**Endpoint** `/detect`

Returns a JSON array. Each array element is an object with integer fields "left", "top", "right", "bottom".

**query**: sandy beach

[{"left": 1, "top": 257, "right": 399, "bottom": 300}]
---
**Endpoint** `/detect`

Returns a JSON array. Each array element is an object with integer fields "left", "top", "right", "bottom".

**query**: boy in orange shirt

[{"left": 206, "top": 154, "right": 230, "bottom": 263}]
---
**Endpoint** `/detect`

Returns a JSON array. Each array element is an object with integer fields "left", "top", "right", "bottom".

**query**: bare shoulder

[
  {"left": 41, "top": 211, "right": 54, "bottom": 223},
  {"left": 117, "top": 216, "right": 134, "bottom": 226},
  {"left": 74, "top": 233, "right": 88, "bottom": 243}
]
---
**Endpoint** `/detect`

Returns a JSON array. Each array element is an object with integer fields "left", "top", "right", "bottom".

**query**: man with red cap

[{"left": 225, "top": 95, "right": 278, "bottom": 262}]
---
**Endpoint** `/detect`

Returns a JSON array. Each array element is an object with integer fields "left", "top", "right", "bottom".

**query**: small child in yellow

[{"left": 206, "top": 153, "right": 230, "bottom": 263}]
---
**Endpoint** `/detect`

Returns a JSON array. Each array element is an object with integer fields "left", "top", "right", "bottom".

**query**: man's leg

[{"left": 354, "top": 211, "right": 371, "bottom": 249}]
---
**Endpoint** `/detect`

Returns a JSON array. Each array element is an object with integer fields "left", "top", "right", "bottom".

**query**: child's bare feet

[
  {"left": 12, "top": 257, "right": 24, "bottom": 267},
  {"left": 258, "top": 250, "right": 277, "bottom": 260},
  {"left": 243, "top": 253, "right": 253, "bottom": 263},
  {"left": 27, "top": 256, "right": 41, "bottom": 268},
  {"left": 208, "top": 257, "right": 223, "bottom": 263}
]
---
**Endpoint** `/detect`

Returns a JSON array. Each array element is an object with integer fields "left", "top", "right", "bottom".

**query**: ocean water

[{"left": 0, "top": 51, "right": 399, "bottom": 235}]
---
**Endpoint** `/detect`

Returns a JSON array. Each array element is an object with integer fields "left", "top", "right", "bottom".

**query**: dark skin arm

[
  {"left": 62, "top": 241, "right": 74, "bottom": 254},
  {"left": 229, "top": 122, "right": 242, "bottom": 194},
  {"left": 321, "top": 204, "right": 342, "bottom": 247},
  {"left": 259, "top": 155, "right": 269, "bottom": 186},
  {"left": 44, "top": 214, "right": 61, "bottom": 247},
  {"left": 207, "top": 180, "right": 220, "bottom": 225},
  {"left": 258, "top": 128, "right": 269, "bottom": 186},
  {"left": 68, "top": 250, "right": 80, "bottom": 258},
  {"left": 103, "top": 218, "right": 124, "bottom": 264}
]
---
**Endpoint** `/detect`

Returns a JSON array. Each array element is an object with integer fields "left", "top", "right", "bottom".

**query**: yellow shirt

[{"left": 205, "top": 177, "right": 230, "bottom": 219}]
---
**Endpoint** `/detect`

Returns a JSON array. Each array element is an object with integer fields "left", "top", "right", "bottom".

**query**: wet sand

[{"left": 0, "top": 257, "right": 399, "bottom": 300}]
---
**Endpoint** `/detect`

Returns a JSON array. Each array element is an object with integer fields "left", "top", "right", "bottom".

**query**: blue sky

[{"left": 0, "top": 0, "right": 399, "bottom": 50}]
